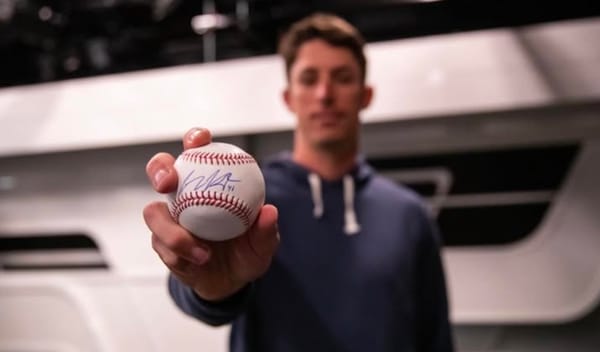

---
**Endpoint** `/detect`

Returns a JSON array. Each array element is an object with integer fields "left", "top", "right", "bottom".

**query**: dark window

[
  {"left": 0, "top": 233, "right": 109, "bottom": 270},
  {"left": 369, "top": 144, "right": 580, "bottom": 246}
]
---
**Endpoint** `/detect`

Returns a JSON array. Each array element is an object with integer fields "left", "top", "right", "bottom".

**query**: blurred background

[
  {"left": 1, "top": 0, "right": 599, "bottom": 88},
  {"left": 1, "top": 0, "right": 600, "bottom": 351}
]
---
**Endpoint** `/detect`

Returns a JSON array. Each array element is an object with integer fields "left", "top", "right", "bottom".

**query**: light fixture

[{"left": 191, "top": 13, "right": 234, "bottom": 35}]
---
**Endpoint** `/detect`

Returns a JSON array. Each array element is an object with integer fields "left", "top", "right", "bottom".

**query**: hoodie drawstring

[
  {"left": 308, "top": 173, "right": 324, "bottom": 218},
  {"left": 307, "top": 173, "right": 360, "bottom": 235},
  {"left": 343, "top": 175, "right": 361, "bottom": 235}
]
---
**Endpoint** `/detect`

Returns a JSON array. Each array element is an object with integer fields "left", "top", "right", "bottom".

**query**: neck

[{"left": 292, "top": 135, "right": 358, "bottom": 181}]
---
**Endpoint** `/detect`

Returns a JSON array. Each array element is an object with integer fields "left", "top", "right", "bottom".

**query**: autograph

[{"left": 179, "top": 169, "right": 241, "bottom": 196}]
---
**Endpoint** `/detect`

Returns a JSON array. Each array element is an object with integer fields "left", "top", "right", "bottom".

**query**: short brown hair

[{"left": 277, "top": 13, "right": 367, "bottom": 81}]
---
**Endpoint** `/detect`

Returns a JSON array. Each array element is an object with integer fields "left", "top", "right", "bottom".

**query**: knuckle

[
  {"left": 162, "top": 253, "right": 184, "bottom": 270},
  {"left": 152, "top": 244, "right": 181, "bottom": 270},
  {"left": 162, "top": 230, "right": 189, "bottom": 252}
]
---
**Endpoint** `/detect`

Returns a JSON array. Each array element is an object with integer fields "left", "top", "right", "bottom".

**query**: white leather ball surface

[{"left": 167, "top": 142, "right": 265, "bottom": 241}]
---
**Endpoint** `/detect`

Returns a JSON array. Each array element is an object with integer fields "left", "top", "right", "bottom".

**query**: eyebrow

[
  {"left": 297, "top": 65, "right": 356, "bottom": 75},
  {"left": 332, "top": 66, "right": 355, "bottom": 75}
]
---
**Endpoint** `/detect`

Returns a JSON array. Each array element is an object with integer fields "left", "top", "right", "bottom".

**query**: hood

[{"left": 262, "top": 151, "right": 375, "bottom": 235}]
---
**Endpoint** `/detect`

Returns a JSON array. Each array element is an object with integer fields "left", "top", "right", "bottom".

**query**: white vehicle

[{"left": 1, "top": 16, "right": 600, "bottom": 352}]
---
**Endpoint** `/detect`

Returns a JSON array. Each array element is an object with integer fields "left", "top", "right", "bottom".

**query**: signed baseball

[{"left": 167, "top": 142, "right": 265, "bottom": 241}]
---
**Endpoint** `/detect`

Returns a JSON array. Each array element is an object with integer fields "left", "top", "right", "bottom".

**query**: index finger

[{"left": 146, "top": 152, "right": 177, "bottom": 193}]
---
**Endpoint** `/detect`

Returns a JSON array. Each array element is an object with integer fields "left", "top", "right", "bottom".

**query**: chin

[
  {"left": 313, "top": 134, "right": 352, "bottom": 150},
  {"left": 304, "top": 124, "right": 357, "bottom": 150}
]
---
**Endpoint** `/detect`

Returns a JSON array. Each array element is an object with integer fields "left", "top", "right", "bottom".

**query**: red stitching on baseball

[
  {"left": 170, "top": 191, "right": 253, "bottom": 228},
  {"left": 181, "top": 150, "right": 256, "bottom": 166}
]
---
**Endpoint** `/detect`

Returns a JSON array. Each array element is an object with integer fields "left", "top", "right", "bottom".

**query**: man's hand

[{"left": 143, "top": 128, "right": 279, "bottom": 301}]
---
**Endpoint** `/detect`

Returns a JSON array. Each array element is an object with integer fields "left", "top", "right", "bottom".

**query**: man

[{"left": 143, "top": 13, "right": 454, "bottom": 352}]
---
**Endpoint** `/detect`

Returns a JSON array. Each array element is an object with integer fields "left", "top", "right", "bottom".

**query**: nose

[{"left": 315, "top": 78, "right": 334, "bottom": 106}]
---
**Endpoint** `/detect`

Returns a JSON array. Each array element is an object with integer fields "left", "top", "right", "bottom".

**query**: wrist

[
  {"left": 193, "top": 282, "right": 248, "bottom": 302},
  {"left": 192, "top": 282, "right": 252, "bottom": 304}
]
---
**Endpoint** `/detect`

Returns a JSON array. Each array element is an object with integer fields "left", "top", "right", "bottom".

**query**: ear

[
  {"left": 360, "top": 85, "right": 374, "bottom": 110},
  {"left": 283, "top": 87, "right": 295, "bottom": 113}
]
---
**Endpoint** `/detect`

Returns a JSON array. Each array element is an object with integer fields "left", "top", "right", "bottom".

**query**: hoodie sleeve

[
  {"left": 414, "top": 208, "right": 455, "bottom": 352},
  {"left": 168, "top": 274, "right": 252, "bottom": 326}
]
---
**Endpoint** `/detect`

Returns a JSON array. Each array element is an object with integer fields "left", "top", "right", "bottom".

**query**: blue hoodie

[{"left": 169, "top": 152, "right": 454, "bottom": 352}]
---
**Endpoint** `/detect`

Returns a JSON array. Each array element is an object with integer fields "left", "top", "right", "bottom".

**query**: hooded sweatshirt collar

[{"left": 264, "top": 151, "right": 373, "bottom": 235}]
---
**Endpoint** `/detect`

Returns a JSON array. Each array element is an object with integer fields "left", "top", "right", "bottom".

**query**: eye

[
  {"left": 298, "top": 71, "right": 317, "bottom": 86},
  {"left": 333, "top": 69, "right": 357, "bottom": 84}
]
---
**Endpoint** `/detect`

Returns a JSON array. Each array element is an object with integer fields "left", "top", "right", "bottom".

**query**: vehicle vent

[{"left": 0, "top": 233, "right": 109, "bottom": 270}]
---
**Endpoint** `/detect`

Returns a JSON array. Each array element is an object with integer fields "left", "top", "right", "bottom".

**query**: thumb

[{"left": 247, "top": 204, "right": 280, "bottom": 259}]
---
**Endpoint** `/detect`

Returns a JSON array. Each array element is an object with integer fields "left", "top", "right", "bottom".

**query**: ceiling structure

[{"left": 1, "top": 0, "right": 599, "bottom": 88}]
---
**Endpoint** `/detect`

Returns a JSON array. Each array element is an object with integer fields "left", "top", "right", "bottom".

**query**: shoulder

[
  {"left": 367, "top": 174, "right": 439, "bottom": 239},
  {"left": 260, "top": 154, "right": 300, "bottom": 189},
  {"left": 367, "top": 173, "right": 427, "bottom": 211},
  {"left": 258, "top": 152, "right": 307, "bottom": 202}
]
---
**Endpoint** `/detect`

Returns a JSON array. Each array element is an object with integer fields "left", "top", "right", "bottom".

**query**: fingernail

[
  {"left": 191, "top": 247, "right": 209, "bottom": 265},
  {"left": 186, "top": 128, "right": 204, "bottom": 144},
  {"left": 153, "top": 168, "right": 168, "bottom": 189}
]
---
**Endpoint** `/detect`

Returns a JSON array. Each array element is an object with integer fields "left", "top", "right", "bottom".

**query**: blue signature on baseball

[{"left": 179, "top": 169, "right": 241, "bottom": 196}]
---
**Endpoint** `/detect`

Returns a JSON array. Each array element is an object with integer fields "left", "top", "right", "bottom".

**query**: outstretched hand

[{"left": 143, "top": 128, "right": 279, "bottom": 301}]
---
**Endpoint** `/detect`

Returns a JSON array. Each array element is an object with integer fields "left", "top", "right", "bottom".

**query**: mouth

[{"left": 311, "top": 111, "right": 343, "bottom": 124}]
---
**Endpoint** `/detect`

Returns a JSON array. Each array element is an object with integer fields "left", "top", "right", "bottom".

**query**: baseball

[{"left": 167, "top": 142, "right": 265, "bottom": 241}]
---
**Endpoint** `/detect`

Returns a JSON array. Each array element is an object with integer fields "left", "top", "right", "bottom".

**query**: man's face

[{"left": 284, "top": 39, "right": 372, "bottom": 150}]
